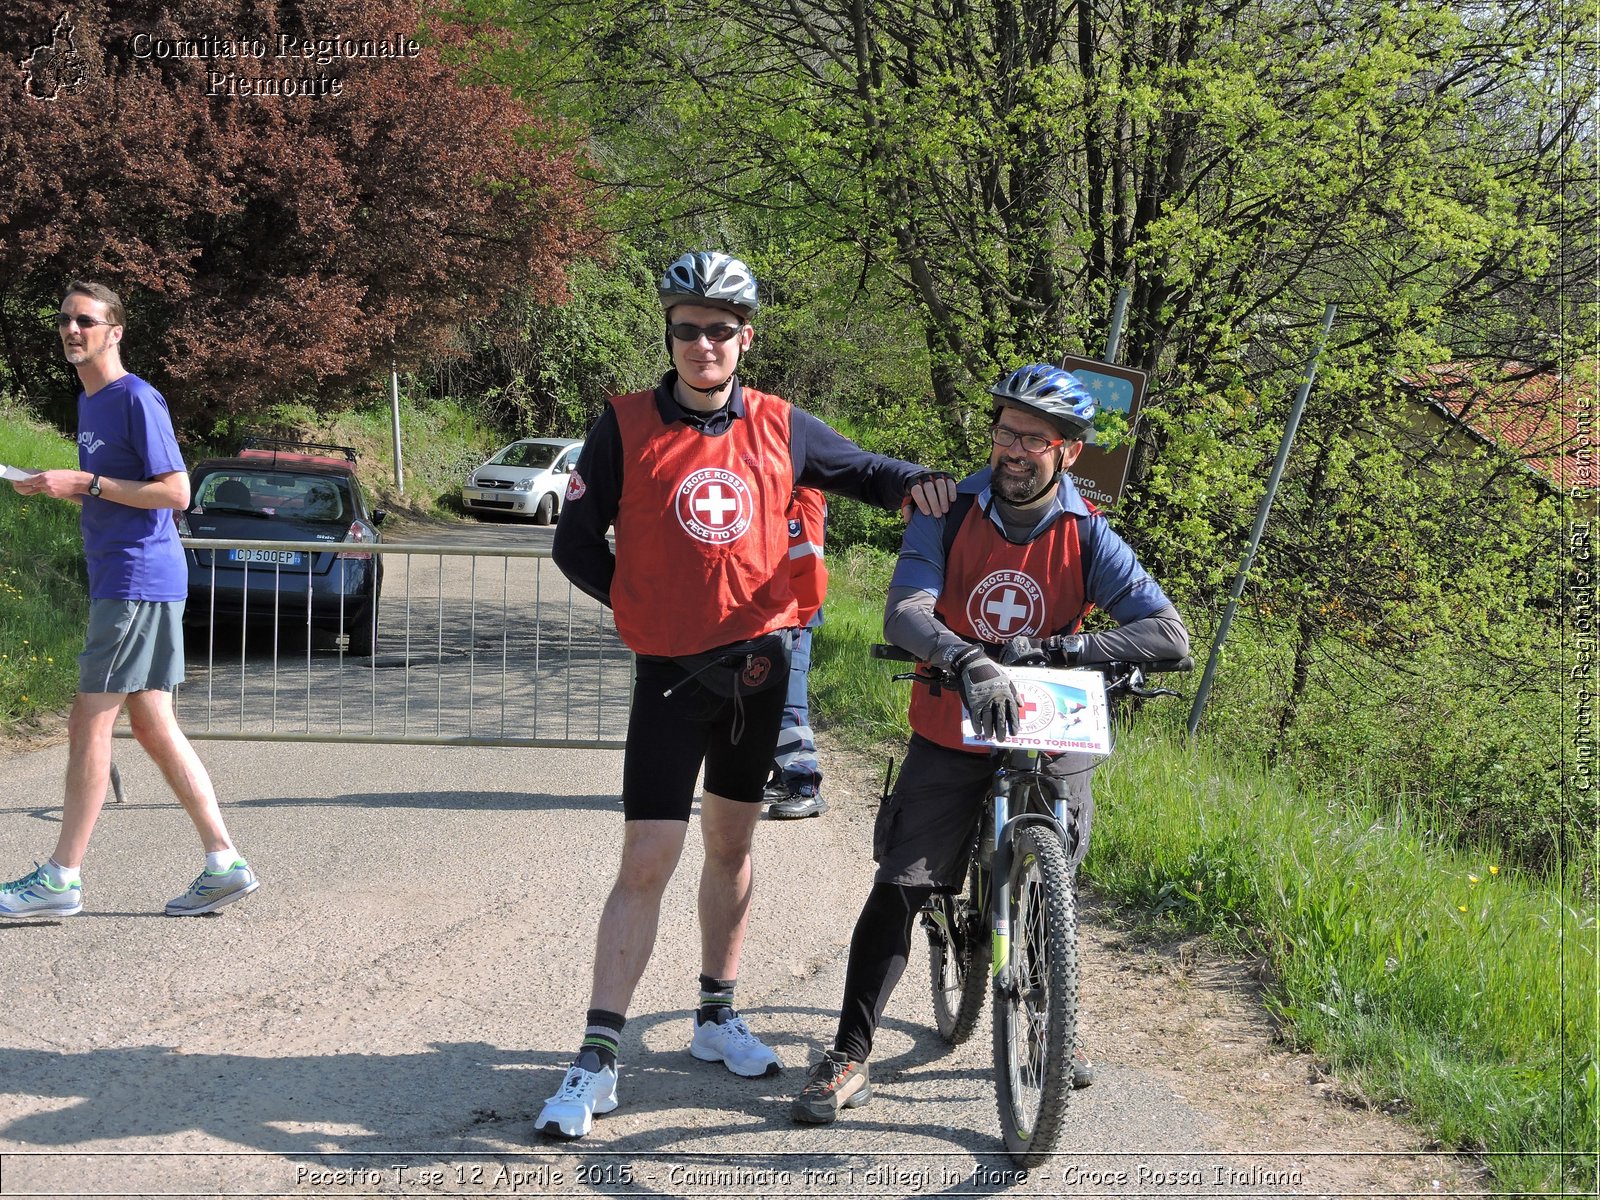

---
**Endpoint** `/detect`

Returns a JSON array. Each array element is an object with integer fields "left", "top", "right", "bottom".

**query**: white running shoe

[
  {"left": 0, "top": 863, "right": 82, "bottom": 919},
  {"left": 535, "top": 1062, "right": 618, "bottom": 1140},
  {"left": 165, "top": 861, "right": 260, "bottom": 916},
  {"left": 689, "top": 1014, "right": 781, "bottom": 1078}
]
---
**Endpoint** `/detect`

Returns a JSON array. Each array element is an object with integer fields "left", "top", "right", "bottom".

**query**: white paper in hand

[{"left": 0, "top": 463, "right": 38, "bottom": 482}]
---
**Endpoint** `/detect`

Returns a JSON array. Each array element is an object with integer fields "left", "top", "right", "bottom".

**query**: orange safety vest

[
  {"left": 909, "top": 502, "right": 1089, "bottom": 752},
  {"left": 608, "top": 388, "right": 798, "bottom": 657},
  {"left": 787, "top": 487, "right": 828, "bottom": 625}
]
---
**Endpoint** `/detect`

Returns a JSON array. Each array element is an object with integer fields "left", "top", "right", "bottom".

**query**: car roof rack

[{"left": 238, "top": 431, "right": 358, "bottom": 467}]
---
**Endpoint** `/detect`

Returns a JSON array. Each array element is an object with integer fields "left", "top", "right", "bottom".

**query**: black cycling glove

[
  {"left": 1038, "top": 633, "right": 1086, "bottom": 666},
  {"left": 999, "top": 635, "right": 1048, "bottom": 667},
  {"left": 947, "top": 645, "right": 1019, "bottom": 742},
  {"left": 901, "top": 471, "right": 957, "bottom": 515}
]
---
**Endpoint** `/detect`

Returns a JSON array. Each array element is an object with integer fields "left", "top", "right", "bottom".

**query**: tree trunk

[{"left": 1269, "top": 610, "right": 1317, "bottom": 765}]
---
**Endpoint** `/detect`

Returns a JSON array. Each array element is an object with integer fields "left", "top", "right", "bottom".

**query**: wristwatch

[
  {"left": 87, "top": 474, "right": 102, "bottom": 497},
  {"left": 1058, "top": 634, "right": 1086, "bottom": 665}
]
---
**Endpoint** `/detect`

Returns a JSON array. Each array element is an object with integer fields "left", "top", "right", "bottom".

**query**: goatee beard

[{"left": 993, "top": 461, "right": 1043, "bottom": 504}]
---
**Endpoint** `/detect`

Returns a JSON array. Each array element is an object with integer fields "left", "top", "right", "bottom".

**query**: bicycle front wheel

[
  {"left": 993, "top": 823, "right": 1078, "bottom": 1165},
  {"left": 926, "top": 886, "right": 987, "bottom": 1043}
]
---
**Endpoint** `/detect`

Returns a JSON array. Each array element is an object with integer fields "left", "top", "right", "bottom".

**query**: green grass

[
  {"left": 0, "top": 398, "right": 86, "bottom": 726},
  {"left": 815, "top": 546, "right": 1598, "bottom": 1195},
  {"left": 810, "top": 545, "right": 910, "bottom": 747}
]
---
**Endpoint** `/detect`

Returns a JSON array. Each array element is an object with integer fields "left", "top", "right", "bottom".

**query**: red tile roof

[{"left": 1414, "top": 360, "right": 1597, "bottom": 492}]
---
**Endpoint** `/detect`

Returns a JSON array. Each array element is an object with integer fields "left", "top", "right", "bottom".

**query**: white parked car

[{"left": 461, "top": 437, "right": 582, "bottom": 524}]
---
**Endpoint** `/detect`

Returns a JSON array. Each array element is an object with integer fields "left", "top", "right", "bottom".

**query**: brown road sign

[{"left": 1062, "top": 354, "right": 1148, "bottom": 508}]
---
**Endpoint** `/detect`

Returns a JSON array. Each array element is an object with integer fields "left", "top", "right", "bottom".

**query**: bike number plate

[{"left": 961, "top": 666, "right": 1112, "bottom": 755}]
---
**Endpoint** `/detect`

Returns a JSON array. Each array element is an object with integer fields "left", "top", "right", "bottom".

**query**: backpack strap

[{"left": 938, "top": 490, "right": 979, "bottom": 563}]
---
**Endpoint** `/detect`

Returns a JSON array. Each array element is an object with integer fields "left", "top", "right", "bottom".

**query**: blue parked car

[{"left": 179, "top": 439, "right": 386, "bottom": 655}]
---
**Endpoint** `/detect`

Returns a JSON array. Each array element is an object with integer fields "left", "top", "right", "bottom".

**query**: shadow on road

[{"left": 235, "top": 790, "right": 624, "bottom": 814}]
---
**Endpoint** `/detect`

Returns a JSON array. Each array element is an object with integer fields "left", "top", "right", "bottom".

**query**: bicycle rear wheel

[
  {"left": 925, "top": 881, "right": 987, "bottom": 1043},
  {"left": 993, "top": 823, "right": 1078, "bottom": 1165}
]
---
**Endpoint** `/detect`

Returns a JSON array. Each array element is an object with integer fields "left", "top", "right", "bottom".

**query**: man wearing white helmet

[
  {"left": 790, "top": 363, "right": 1190, "bottom": 1124},
  {"left": 544, "top": 250, "right": 956, "bottom": 1139}
]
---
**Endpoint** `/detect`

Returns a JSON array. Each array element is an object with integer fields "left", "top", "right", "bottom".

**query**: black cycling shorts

[
  {"left": 872, "top": 734, "right": 1099, "bottom": 888},
  {"left": 621, "top": 655, "right": 789, "bottom": 822}
]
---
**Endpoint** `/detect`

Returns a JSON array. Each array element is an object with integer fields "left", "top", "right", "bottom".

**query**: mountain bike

[{"left": 872, "top": 643, "right": 1190, "bottom": 1165}]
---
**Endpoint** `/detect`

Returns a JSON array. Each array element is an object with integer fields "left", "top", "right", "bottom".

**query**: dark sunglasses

[
  {"left": 54, "top": 313, "right": 116, "bottom": 330},
  {"left": 667, "top": 321, "right": 744, "bottom": 344}
]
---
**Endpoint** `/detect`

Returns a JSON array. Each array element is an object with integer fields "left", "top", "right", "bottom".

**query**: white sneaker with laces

[
  {"left": 535, "top": 1063, "right": 618, "bottom": 1140},
  {"left": 689, "top": 1014, "right": 781, "bottom": 1077}
]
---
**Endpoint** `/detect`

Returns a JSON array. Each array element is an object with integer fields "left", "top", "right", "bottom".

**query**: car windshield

[
  {"left": 489, "top": 442, "right": 564, "bottom": 470},
  {"left": 196, "top": 471, "right": 349, "bottom": 522}
]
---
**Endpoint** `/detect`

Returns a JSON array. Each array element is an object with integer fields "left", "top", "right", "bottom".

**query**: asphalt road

[{"left": 0, "top": 516, "right": 1461, "bottom": 1198}]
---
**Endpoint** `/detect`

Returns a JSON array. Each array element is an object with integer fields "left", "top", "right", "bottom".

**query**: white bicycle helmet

[{"left": 658, "top": 251, "right": 760, "bottom": 318}]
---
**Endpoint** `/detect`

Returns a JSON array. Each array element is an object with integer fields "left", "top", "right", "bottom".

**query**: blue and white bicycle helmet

[
  {"left": 658, "top": 251, "right": 760, "bottom": 319},
  {"left": 989, "top": 364, "right": 1097, "bottom": 440}
]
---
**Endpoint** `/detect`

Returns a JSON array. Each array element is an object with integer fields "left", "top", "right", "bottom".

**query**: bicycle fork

[{"left": 988, "top": 756, "right": 1073, "bottom": 988}]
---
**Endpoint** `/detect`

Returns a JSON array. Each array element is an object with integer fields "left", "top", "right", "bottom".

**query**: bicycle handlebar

[{"left": 870, "top": 643, "right": 1194, "bottom": 675}]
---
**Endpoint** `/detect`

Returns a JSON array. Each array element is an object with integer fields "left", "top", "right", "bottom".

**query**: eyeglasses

[
  {"left": 667, "top": 321, "right": 744, "bottom": 344},
  {"left": 992, "top": 424, "right": 1067, "bottom": 454},
  {"left": 54, "top": 313, "right": 116, "bottom": 330}
]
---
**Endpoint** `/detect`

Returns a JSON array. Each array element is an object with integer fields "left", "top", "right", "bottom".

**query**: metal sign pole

[
  {"left": 1104, "top": 285, "right": 1131, "bottom": 363},
  {"left": 1186, "top": 303, "right": 1338, "bottom": 739},
  {"left": 390, "top": 358, "right": 405, "bottom": 495}
]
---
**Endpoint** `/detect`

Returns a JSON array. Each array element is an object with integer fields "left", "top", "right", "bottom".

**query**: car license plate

[{"left": 229, "top": 549, "right": 303, "bottom": 566}]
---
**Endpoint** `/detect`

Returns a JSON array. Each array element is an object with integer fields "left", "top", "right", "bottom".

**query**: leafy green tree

[{"left": 448, "top": 0, "right": 1590, "bottom": 862}]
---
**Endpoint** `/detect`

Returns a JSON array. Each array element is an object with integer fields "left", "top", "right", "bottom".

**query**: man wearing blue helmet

[{"left": 790, "top": 363, "right": 1190, "bottom": 1124}]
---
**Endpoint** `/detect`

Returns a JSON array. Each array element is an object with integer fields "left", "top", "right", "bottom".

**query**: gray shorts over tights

[{"left": 873, "top": 734, "right": 1098, "bottom": 889}]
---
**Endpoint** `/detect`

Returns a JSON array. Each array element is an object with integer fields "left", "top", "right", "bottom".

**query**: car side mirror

[{"left": 372, "top": 509, "right": 388, "bottom": 526}]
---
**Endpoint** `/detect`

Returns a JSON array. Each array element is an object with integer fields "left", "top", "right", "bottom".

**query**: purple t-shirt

[{"left": 77, "top": 374, "right": 187, "bottom": 601}]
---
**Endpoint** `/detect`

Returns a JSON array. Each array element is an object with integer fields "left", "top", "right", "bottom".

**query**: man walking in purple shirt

[{"left": 1, "top": 279, "right": 259, "bottom": 920}]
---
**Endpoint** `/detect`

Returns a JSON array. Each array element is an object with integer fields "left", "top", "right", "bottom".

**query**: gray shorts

[
  {"left": 873, "top": 735, "right": 1098, "bottom": 889},
  {"left": 78, "top": 599, "right": 186, "bottom": 694}
]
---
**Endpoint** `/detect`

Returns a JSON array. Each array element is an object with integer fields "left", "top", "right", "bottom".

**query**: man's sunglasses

[
  {"left": 54, "top": 313, "right": 116, "bottom": 330},
  {"left": 667, "top": 321, "right": 744, "bottom": 344}
]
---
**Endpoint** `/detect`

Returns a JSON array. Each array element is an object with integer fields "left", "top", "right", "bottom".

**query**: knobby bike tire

[
  {"left": 926, "top": 881, "right": 988, "bottom": 1044},
  {"left": 992, "top": 823, "right": 1079, "bottom": 1166}
]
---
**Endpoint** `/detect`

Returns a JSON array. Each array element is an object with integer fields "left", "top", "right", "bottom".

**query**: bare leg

[
  {"left": 50, "top": 692, "right": 127, "bottom": 868},
  {"left": 123, "top": 689, "right": 233, "bottom": 853},
  {"left": 697, "top": 791, "right": 762, "bottom": 981},
  {"left": 588, "top": 820, "right": 690, "bottom": 1014}
]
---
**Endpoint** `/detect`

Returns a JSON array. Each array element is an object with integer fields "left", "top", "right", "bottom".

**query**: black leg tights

[{"left": 833, "top": 880, "right": 935, "bottom": 1063}]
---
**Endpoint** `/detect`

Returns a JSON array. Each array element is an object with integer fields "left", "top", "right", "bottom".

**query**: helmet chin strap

[
  {"left": 1021, "top": 469, "right": 1062, "bottom": 506},
  {"left": 993, "top": 448, "right": 1065, "bottom": 508},
  {"left": 673, "top": 340, "right": 745, "bottom": 397}
]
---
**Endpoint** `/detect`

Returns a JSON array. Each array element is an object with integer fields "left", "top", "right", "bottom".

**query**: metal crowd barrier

[{"left": 147, "top": 539, "right": 632, "bottom": 749}]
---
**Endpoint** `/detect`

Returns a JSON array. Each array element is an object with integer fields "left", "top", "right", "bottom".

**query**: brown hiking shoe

[{"left": 790, "top": 1050, "right": 872, "bottom": 1124}]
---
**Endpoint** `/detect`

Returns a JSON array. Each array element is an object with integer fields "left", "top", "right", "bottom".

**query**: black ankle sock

[
  {"left": 697, "top": 974, "right": 736, "bottom": 1025},
  {"left": 578, "top": 1008, "right": 625, "bottom": 1071}
]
